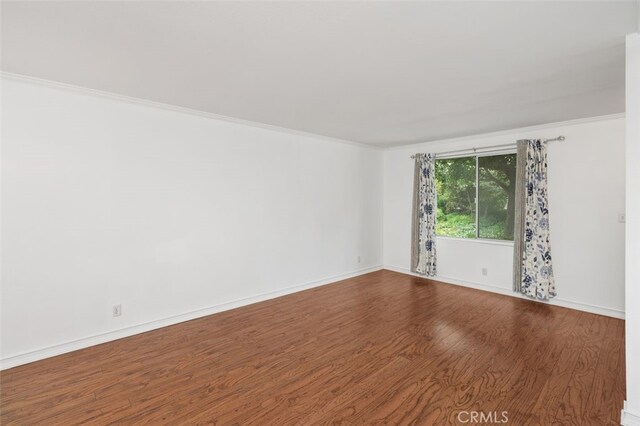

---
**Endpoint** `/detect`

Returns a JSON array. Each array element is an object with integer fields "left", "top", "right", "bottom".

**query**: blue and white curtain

[
  {"left": 411, "top": 154, "right": 437, "bottom": 276},
  {"left": 513, "top": 140, "right": 556, "bottom": 300}
]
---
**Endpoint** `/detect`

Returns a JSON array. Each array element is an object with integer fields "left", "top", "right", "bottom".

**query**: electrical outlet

[
  {"left": 618, "top": 213, "right": 626, "bottom": 223},
  {"left": 113, "top": 304, "right": 122, "bottom": 317},
  {"left": 482, "top": 268, "right": 488, "bottom": 276}
]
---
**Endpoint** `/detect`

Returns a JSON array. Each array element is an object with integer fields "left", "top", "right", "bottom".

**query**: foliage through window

[{"left": 435, "top": 153, "right": 516, "bottom": 241}]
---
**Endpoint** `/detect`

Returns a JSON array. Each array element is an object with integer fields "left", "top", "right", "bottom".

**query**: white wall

[
  {"left": 623, "top": 32, "right": 640, "bottom": 425},
  {"left": 0, "top": 74, "right": 628, "bottom": 370},
  {"left": 384, "top": 116, "right": 626, "bottom": 318},
  {"left": 0, "top": 77, "right": 383, "bottom": 367}
]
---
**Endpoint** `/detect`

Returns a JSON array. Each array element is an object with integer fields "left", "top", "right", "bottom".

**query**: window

[{"left": 435, "top": 152, "right": 516, "bottom": 241}]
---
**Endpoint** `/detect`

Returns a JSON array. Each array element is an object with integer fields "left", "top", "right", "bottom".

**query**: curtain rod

[{"left": 410, "top": 135, "right": 565, "bottom": 159}]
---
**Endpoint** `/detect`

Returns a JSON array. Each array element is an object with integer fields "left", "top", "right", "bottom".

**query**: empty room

[{"left": 1, "top": 1, "right": 640, "bottom": 424}]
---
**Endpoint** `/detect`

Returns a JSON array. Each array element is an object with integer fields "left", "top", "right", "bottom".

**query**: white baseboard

[
  {"left": 0, "top": 265, "right": 383, "bottom": 370},
  {"left": 622, "top": 401, "right": 640, "bottom": 426},
  {"left": 383, "top": 265, "right": 625, "bottom": 319}
]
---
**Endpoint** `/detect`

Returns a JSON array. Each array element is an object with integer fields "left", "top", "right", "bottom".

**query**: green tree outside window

[{"left": 435, "top": 153, "right": 516, "bottom": 241}]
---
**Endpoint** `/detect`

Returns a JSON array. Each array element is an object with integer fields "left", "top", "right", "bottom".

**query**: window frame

[{"left": 435, "top": 148, "right": 517, "bottom": 244}]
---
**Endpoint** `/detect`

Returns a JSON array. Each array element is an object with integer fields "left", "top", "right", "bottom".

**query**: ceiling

[{"left": 2, "top": 1, "right": 637, "bottom": 147}]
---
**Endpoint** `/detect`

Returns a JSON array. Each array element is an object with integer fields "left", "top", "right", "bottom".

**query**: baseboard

[
  {"left": 622, "top": 402, "right": 640, "bottom": 426},
  {"left": 383, "top": 265, "right": 625, "bottom": 319},
  {"left": 0, "top": 265, "right": 383, "bottom": 370}
]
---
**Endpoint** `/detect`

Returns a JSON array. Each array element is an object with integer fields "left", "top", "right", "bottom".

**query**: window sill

[{"left": 435, "top": 236, "right": 514, "bottom": 247}]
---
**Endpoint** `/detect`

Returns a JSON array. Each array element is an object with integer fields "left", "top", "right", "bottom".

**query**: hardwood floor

[{"left": 0, "top": 270, "right": 625, "bottom": 425}]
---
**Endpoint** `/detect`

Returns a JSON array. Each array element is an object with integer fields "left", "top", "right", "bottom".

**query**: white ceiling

[{"left": 2, "top": 1, "right": 637, "bottom": 147}]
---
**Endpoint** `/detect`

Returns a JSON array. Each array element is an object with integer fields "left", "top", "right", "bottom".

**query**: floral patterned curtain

[
  {"left": 411, "top": 154, "right": 437, "bottom": 276},
  {"left": 513, "top": 140, "right": 556, "bottom": 300}
]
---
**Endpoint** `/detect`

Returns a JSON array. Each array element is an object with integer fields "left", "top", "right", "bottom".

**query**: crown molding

[
  {"left": 1, "top": 71, "right": 382, "bottom": 151},
  {"left": 1, "top": 71, "right": 624, "bottom": 152},
  {"left": 384, "top": 112, "right": 626, "bottom": 151}
]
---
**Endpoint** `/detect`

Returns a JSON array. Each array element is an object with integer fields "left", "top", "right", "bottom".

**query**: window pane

[
  {"left": 435, "top": 156, "right": 476, "bottom": 238},
  {"left": 478, "top": 154, "right": 517, "bottom": 240}
]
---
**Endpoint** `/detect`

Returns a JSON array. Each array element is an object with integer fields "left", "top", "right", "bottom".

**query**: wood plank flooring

[{"left": 0, "top": 270, "right": 625, "bottom": 424}]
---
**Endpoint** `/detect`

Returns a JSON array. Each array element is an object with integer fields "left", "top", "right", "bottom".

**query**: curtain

[
  {"left": 513, "top": 140, "right": 556, "bottom": 300},
  {"left": 411, "top": 153, "right": 437, "bottom": 276}
]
